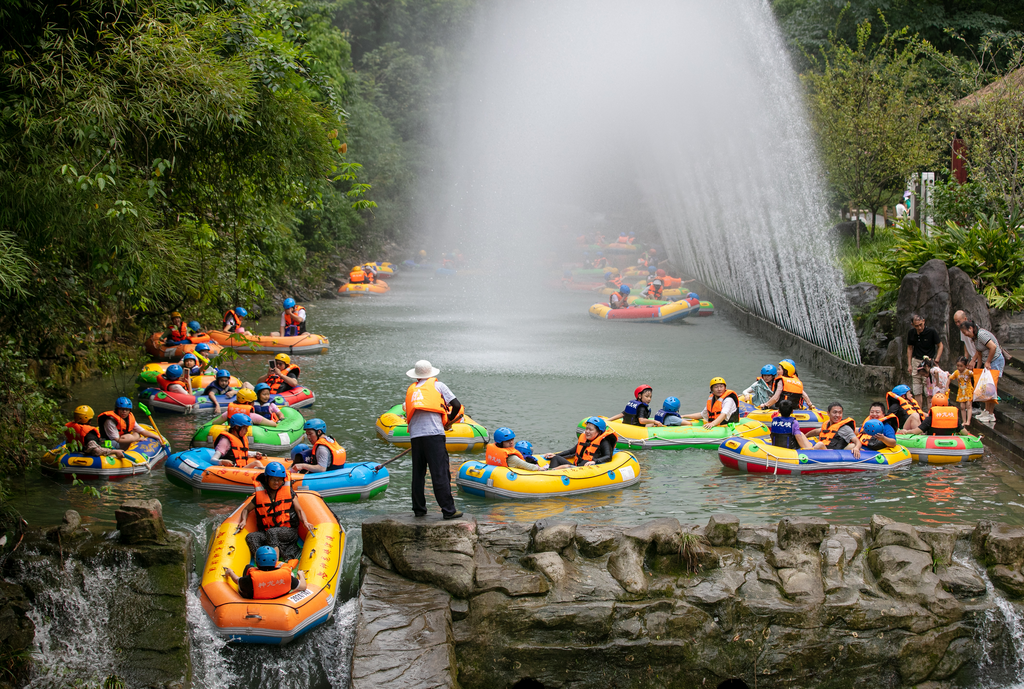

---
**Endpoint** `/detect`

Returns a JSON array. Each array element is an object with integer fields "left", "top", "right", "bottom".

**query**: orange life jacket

[
  {"left": 860, "top": 413, "right": 899, "bottom": 433},
  {"left": 572, "top": 429, "right": 617, "bottom": 465},
  {"left": 886, "top": 391, "right": 923, "bottom": 420},
  {"left": 283, "top": 307, "right": 305, "bottom": 328},
  {"left": 265, "top": 365, "right": 300, "bottom": 394},
  {"left": 226, "top": 402, "right": 252, "bottom": 420},
  {"left": 96, "top": 410, "right": 136, "bottom": 440},
  {"left": 485, "top": 444, "right": 525, "bottom": 467},
  {"left": 349, "top": 268, "right": 367, "bottom": 284},
  {"left": 223, "top": 309, "right": 244, "bottom": 331},
  {"left": 313, "top": 435, "right": 346, "bottom": 470},
  {"left": 168, "top": 321, "right": 188, "bottom": 341},
  {"left": 157, "top": 374, "right": 186, "bottom": 392},
  {"left": 648, "top": 285, "right": 663, "bottom": 300},
  {"left": 776, "top": 376, "right": 804, "bottom": 405},
  {"left": 607, "top": 275, "right": 622, "bottom": 287},
  {"left": 253, "top": 475, "right": 297, "bottom": 530},
  {"left": 705, "top": 390, "right": 740, "bottom": 423},
  {"left": 217, "top": 430, "right": 250, "bottom": 466},
  {"left": 405, "top": 378, "right": 454, "bottom": 426},
  {"left": 928, "top": 406, "right": 960, "bottom": 432},
  {"left": 817, "top": 417, "right": 855, "bottom": 448},
  {"left": 594, "top": 257, "right": 608, "bottom": 269},
  {"left": 617, "top": 234, "right": 629, "bottom": 243},
  {"left": 64, "top": 422, "right": 99, "bottom": 448},
  {"left": 248, "top": 563, "right": 294, "bottom": 599}
]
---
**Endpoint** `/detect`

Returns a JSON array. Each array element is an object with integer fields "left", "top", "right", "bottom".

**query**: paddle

[
  {"left": 374, "top": 447, "right": 410, "bottom": 472},
  {"left": 138, "top": 402, "right": 170, "bottom": 454}
]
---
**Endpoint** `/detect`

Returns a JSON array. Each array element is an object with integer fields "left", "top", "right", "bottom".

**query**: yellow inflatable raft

[
  {"left": 375, "top": 404, "right": 489, "bottom": 452},
  {"left": 455, "top": 451, "right": 640, "bottom": 499}
]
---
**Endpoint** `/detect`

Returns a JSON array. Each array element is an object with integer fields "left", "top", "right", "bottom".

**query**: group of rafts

[
  {"left": 566, "top": 263, "right": 716, "bottom": 324},
  {"left": 336, "top": 261, "right": 397, "bottom": 296}
]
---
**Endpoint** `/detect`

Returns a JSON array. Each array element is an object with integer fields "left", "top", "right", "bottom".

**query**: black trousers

[{"left": 410, "top": 434, "right": 457, "bottom": 516}]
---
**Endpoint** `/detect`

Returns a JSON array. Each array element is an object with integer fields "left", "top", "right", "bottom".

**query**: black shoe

[
  {"left": 413, "top": 511, "right": 427, "bottom": 518},
  {"left": 443, "top": 511, "right": 464, "bottom": 520}
]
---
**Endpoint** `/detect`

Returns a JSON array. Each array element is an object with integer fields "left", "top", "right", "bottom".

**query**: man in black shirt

[{"left": 905, "top": 314, "right": 943, "bottom": 410}]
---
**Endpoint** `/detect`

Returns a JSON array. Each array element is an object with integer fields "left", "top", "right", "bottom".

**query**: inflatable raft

[
  {"left": 575, "top": 417, "right": 768, "bottom": 450},
  {"left": 572, "top": 267, "right": 618, "bottom": 278},
  {"left": 604, "top": 242, "right": 639, "bottom": 255},
  {"left": 741, "top": 405, "right": 827, "bottom": 433},
  {"left": 366, "top": 262, "right": 395, "bottom": 278},
  {"left": 199, "top": 490, "right": 344, "bottom": 644},
  {"left": 191, "top": 407, "right": 306, "bottom": 452},
  {"left": 209, "top": 330, "right": 330, "bottom": 356},
  {"left": 138, "top": 387, "right": 234, "bottom": 414},
  {"left": 589, "top": 301, "right": 698, "bottom": 324},
  {"left": 375, "top": 404, "right": 488, "bottom": 452},
  {"left": 337, "top": 281, "right": 390, "bottom": 296},
  {"left": 896, "top": 433, "right": 985, "bottom": 464},
  {"left": 137, "top": 364, "right": 241, "bottom": 389},
  {"left": 165, "top": 449, "right": 389, "bottom": 502},
  {"left": 144, "top": 332, "right": 223, "bottom": 361},
  {"left": 42, "top": 425, "right": 169, "bottom": 480},
  {"left": 456, "top": 451, "right": 641, "bottom": 499},
  {"left": 718, "top": 436, "right": 912, "bottom": 474}
]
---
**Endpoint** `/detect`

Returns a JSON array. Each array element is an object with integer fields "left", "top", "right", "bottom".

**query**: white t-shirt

[
  {"left": 407, "top": 379, "right": 456, "bottom": 439},
  {"left": 701, "top": 397, "right": 738, "bottom": 421},
  {"left": 103, "top": 417, "right": 140, "bottom": 440},
  {"left": 280, "top": 308, "right": 306, "bottom": 331}
]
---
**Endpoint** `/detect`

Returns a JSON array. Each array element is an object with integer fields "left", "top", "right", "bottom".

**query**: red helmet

[
  {"left": 634, "top": 384, "right": 653, "bottom": 399},
  {"left": 656, "top": 269, "right": 666, "bottom": 277}
]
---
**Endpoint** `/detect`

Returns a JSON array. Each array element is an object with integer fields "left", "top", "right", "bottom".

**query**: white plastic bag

[{"left": 974, "top": 369, "right": 997, "bottom": 402}]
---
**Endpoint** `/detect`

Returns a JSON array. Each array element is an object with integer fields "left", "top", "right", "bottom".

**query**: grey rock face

[
  {"left": 706, "top": 513, "right": 740, "bottom": 546},
  {"left": 115, "top": 499, "right": 168, "bottom": 545},
  {"left": 895, "top": 259, "right": 952, "bottom": 368}
]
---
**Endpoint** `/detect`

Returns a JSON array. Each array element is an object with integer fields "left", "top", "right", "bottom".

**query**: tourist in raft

[
  {"left": 899, "top": 394, "right": 966, "bottom": 436},
  {"left": 743, "top": 365, "right": 777, "bottom": 408},
  {"left": 609, "top": 284, "right": 631, "bottom": 309},
  {"left": 805, "top": 403, "right": 861, "bottom": 457},
  {"left": 223, "top": 545, "right": 306, "bottom": 600},
  {"left": 961, "top": 320, "right": 1004, "bottom": 423},
  {"left": 760, "top": 360, "right": 814, "bottom": 410},
  {"left": 643, "top": 278, "right": 665, "bottom": 300},
  {"left": 858, "top": 402, "right": 899, "bottom": 446},
  {"left": 65, "top": 405, "right": 125, "bottom": 459},
  {"left": 204, "top": 368, "right": 237, "bottom": 414},
  {"left": 96, "top": 397, "right": 162, "bottom": 449},
  {"left": 544, "top": 416, "right": 617, "bottom": 468},
  {"left": 209, "top": 389, "right": 278, "bottom": 427},
  {"left": 187, "top": 320, "right": 203, "bottom": 336},
  {"left": 163, "top": 311, "right": 188, "bottom": 344},
  {"left": 179, "top": 352, "right": 202, "bottom": 377},
  {"left": 253, "top": 383, "right": 283, "bottom": 421},
  {"left": 608, "top": 384, "right": 664, "bottom": 427},
  {"left": 604, "top": 271, "right": 622, "bottom": 289},
  {"left": 258, "top": 353, "right": 300, "bottom": 394},
  {"left": 682, "top": 377, "right": 739, "bottom": 429},
  {"left": 485, "top": 428, "right": 544, "bottom": 471},
  {"left": 593, "top": 252, "right": 609, "bottom": 269},
  {"left": 769, "top": 400, "right": 813, "bottom": 450},
  {"left": 222, "top": 306, "right": 247, "bottom": 333},
  {"left": 232, "top": 461, "right": 314, "bottom": 562},
  {"left": 157, "top": 364, "right": 190, "bottom": 395},
  {"left": 212, "top": 414, "right": 266, "bottom": 468},
  {"left": 581, "top": 251, "right": 593, "bottom": 269},
  {"left": 654, "top": 397, "right": 684, "bottom": 426},
  {"left": 290, "top": 419, "right": 346, "bottom": 474},
  {"left": 514, "top": 440, "right": 540, "bottom": 465},
  {"left": 193, "top": 341, "right": 213, "bottom": 368},
  {"left": 348, "top": 265, "right": 369, "bottom": 284},
  {"left": 405, "top": 359, "right": 463, "bottom": 520},
  {"left": 859, "top": 420, "right": 896, "bottom": 451},
  {"left": 280, "top": 298, "right": 306, "bottom": 336},
  {"left": 886, "top": 384, "right": 923, "bottom": 431}
]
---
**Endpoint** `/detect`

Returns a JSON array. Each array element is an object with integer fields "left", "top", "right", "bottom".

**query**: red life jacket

[
  {"left": 96, "top": 410, "right": 136, "bottom": 440},
  {"left": 157, "top": 374, "right": 186, "bottom": 392},
  {"left": 571, "top": 429, "right": 617, "bottom": 465},
  {"left": 405, "top": 378, "right": 458, "bottom": 426},
  {"left": 313, "top": 435, "right": 346, "bottom": 470},
  {"left": 817, "top": 417, "right": 856, "bottom": 448},
  {"left": 64, "top": 422, "right": 100, "bottom": 448},
  {"left": 223, "top": 309, "right": 244, "bottom": 331},
  {"left": 217, "top": 430, "right": 250, "bottom": 466},
  {"left": 253, "top": 475, "right": 297, "bottom": 530},
  {"left": 168, "top": 321, "right": 188, "bottom": 341},
  {"left": 705, "top": 390, "right": 741, "bottom": 423},
  {"left": 248, "top": 563, "right": 294, "bottom": 599},
  {"left": 265, "top": 365, "right": 300, "bottom": 394},
  {"left": 485, "top": 444, "right": 525, "bottom": 467}
]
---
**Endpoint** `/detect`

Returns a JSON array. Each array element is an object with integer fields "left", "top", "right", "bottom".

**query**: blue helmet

[
  {"left": 583, "top": 251, "right": 590, "bottom": 256},
  {"left": 494, "top": 427, "right": 515, "bottom": 444},
  {"left": 235, "top": 307, "right": 248, "bottom": 318},
  {"left": 195, "top": 342, "right": 210, "bottom": 353},
  {"left": 863, "top": 420, "right": 886, "bottom": 436},
  {"left": 604, "top": 272, "right": 613, "bottom": 280},
  {"left": 563, "top": 270, "right": 572, "bottom": 278},
  {"left": 619, "top": 285, "right": 631, "bottom": 295},
  {"left": 687, "top": 292, "right": 699, "bottom": 299},
  {"left": 115, "top": 396, "right": 133, "bottom": 410},
  {"left": 663, "top": 396, "right": 680, "bottom": 412},
  {"left": 230, "top": 413, "right": 252, "bottom": 427},
  {"left": 283, "top": 298, "right": 296, "bottom": 309},
  {"left": 303, "top": 418, "right": 327, "bottom": 432},
  {"left": 585, "top": 416, "right": 607, "bottom": 432},
  {"left": 892, "top": 384, "right": 911, "bottom": 397},
  {"left": 514, "top": 440, "right": 533, "bottom": 456},
  {"left": 182, "top": 353, "right": 197, "bottom": 363},
  {"left": 264, "top": 461, "right": 286, "bottom": 478},
  {"left": 216, "top": 369, "right": 230, "bottom": 379},
  {"left": 255, "top": 546, "right": 277, "bottom": 569},
  {"left": 187, "top": 320, "right": 201, "bottom": 333},
  {"left": 761, "top": 364, "right": 778, "bottom": 376},
  {"left": 596, "top": 251, "right": 604, "bottom": 256},
  {"left": 648, "top": 266, "right": 657, "bottom": 274},
  {"left": 780, "top": 358, "right": 796, "bottom": 368},
  {"left": 291, "top": 444, "right": 311, "bottom": 462},
  {"left": 254, "top": 383, "right": 271, "bottom": 394},
  {"left": 165, "top": 364, "right": 183, "bottom": 380},
  {"left": 629, "top": 232, "right": 635, "bottom": 236}
]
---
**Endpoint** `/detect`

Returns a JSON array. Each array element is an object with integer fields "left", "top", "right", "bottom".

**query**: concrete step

[{"left": 972, "top": 409, "right": 1024, "bottom": 471}]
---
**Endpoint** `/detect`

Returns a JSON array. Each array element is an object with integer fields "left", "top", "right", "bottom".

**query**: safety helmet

[
  {"left": 283, "top": 297, "right": 296, "bottom": 309},
  {"left": 932, "top": 393, "right": 949, "bottom": 406},
  {"left": 303, "top": 418, "right": 327, "bottom": 433},
  {"left": 663, "top": 396, "right": 680, "bottom": 412},
  {"left": 170, "top": 311, "right": 182, "bottom": 318},
  {"left": 493, "top": 427, "right": 515, "bottom": 443},
  {"left": 235, "top": 307, "right": 248, "bottom": 318},
  {"left": 255, "top": 546, "right": 277, "bottom": 569},
  {"left": 585, "top": 416, "right": 607, "bottom": 432},
  {"left": 653, "top": 279, "right": 663, "bottom": 286},
  {"left": 73, "top": 405, "right": 94, "bottom": 422},
  {"left": 115, "top": 396, "right": 133, "bottom": 410},
  {"left": 892, "top": 384, "right": 911, "bottom": 397},
  {"left": 254, "top": 383, "right": 271, "bottom": 394},
  {"left": 291, "top": 444, "right": 311, "bottom": 462},
  {"left": 187, "top": 320, "right": 201, "bottom": 332},
  {"left": 165, "top": 364, "right": 183, "bottom": 380},
  {"left": 182, "top": 353, "right": 197, "bottom": 363},
  {"left": 265, "top": 461, "right": 287, "bottom": 478},
  {"left": 687, "top": 292, "right": 699, "bottom": 299},
  {"left": 634, "top": 384, "right": 653, "bottom": 399},
  {"left": 761, "top": 364, "right": 778, "bottom": 377},
  {"left": 656, "top": 269, "right": 666, "bottom": 277},
  {"left": 230, "top": 413, "right": 252, "bottom": 427},
  {"left": 620, "top": 285, "right": 631, "bottom": 294},
  {"left": 514, "top": 440, "right": 533, "bottom": 456},
  {"left": 216, "top": 369, "right": 230, "bottom": 379},
  {"left": 709, "top": 377, "right": 727, "bottom": 389},
  {"left": 780, "top": 358, "right": 796, "bottom": 369},
  {"left": 604, "top": 272, "right": 613, "bottom": 280},
  {"left": 419, "top": 249, "right": 427, "bottom": 256},
  {"left": 596, "top": 251, "right": 604, "bottom": 256},
  {"left": 863, "top": 420, "right": 886, "bottom": 436},
  {"left": 236, "top": 388, "right": 257, "bottom": 403},
  {"left": 195, "top": 343, "right": 210, "bottom": 353},
  {"left": 629, "top": 232, "right": 635, "bottom": 236},
  {"left": 778, "top": 361, "right": 796, "bottom": 377},
  {"left": 563, "top": 270, "right": 572, "bottom": 278},
  {"left": 274, "top": 353, "right": 291, "bottom": 365}
]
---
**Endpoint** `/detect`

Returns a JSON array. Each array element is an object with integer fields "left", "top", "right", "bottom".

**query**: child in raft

[
  {"left": 252, "top": 383, "right": 283, "bottom": 421},
  {"left": 951, "top": 356, "right": 975, "bottom": 425},
  {"left": 607, "top": 385, "right": 664, "bottom": 427},
  {"left": 654, "top": 397, "right": 684, "bottom": 426},
  {"left": 485, "top": 428, "right": 544, "bottom": 471},
  {"left": 208, "top": 389, "right": 278, "bottom": 427},
  {"left": 514, "top": 440, "right": 540, "bottom": 465}
]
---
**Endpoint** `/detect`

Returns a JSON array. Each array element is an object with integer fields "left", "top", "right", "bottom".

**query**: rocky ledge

[{"left": 351, "top": 513, "right": 1024, "bottom": 689}]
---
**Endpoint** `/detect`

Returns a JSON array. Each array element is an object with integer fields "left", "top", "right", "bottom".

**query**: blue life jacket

[
  {"left": 654, "top": 409, "right": 681, "bottom": 424},
  {"left": 253, "top": 402, "right": 275, "bottom": 418},
  {"left": 622, "top": 400, "right": 650, "bottom": 426},
  {"left": 770, "top": 416, "right": 800, "bottom": 449}
]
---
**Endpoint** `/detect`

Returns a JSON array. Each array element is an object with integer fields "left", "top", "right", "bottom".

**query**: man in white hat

[{"left": 404, "top": 360, "right": 463, "bottom": 519}]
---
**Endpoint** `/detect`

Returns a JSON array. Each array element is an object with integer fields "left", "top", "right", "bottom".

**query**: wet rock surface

[{"left": 352, "top": 514, "right": 1024, "bottom": 689}]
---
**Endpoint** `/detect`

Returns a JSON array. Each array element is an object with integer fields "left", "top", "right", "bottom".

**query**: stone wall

[{"left": 351, "top": 514, "right": 1024, "bottom": 689}]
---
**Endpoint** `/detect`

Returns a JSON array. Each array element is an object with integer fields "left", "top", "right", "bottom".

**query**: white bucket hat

[{"left": 407, "top": 359, "right": 441, "bottom": 379}]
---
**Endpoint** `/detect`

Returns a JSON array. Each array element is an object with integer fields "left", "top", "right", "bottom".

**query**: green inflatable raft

[
  {"left": 191, "top": 406, "right": 306, "bottom": 452},
  {"left": 575, "top": 416, "right": 768, "bottom": 450}
]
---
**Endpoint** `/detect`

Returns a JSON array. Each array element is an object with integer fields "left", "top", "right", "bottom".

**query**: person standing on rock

[
  {"left": 906, "top": 314, "right": 943, "bottom": 411},
  {"left": 404, "top": 360, "right": 463, "bottom": 520}
]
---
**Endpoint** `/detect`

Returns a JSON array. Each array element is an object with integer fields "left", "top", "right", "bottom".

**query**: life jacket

[
  {"left": 886, "top": 391, "right": 923, "bottom": 421},
  {"left": 860, "top": 414, "right": 900, "bottom": 435},
  {"left": 654, "top": 409, "right": 681, "bottom": 424},
  {"left": 705, "top": 390, "right": 741, "bottom": 424},
  {"left": 313, "top": 435, "right": 346, "bottom": 470},
  {"left": 485, "top": 444, "right": 525, "bottom": 467},
  {"left": 607, "top": 275, "right": 622, "bottom": 288},
  {"left": 594, "top": 257, "right": 608, "bottom": 269},
  {"left": 216, "top": 430, "right": 250, "bottom": 466},
  {"left": 253, "top": 474, "right": 297, "bottom": 530},
  {"left": 572, "top": 429, "right": 617, "bottom": 465},
  {"left": 96, "top": 410, "right": 136, "bottom": 440},
  {"left": 405, "top": 378, "right": 454, "bottom": 426},
  {"left": 776, "top": 376, "right": 804, "bottom": 406},
  {"left": 265, "top": 365, "right": 300, "bottom": 394},
  {"left": 157, "top": 374, "right": 186, "bottom": 393},
  {"left": 253, "top": 402, "right": 281, "bottom": 421},
  {"left": 622, "top": 400, "right": 651, "bottom": 426},
  {"left": 609, "top": 292, "right": 626, "bottom": 308},
  {"left": 349, "top": 268, "right": 367, "bottom": 284},
  {"left": 222, "top": 309, "right": 244, "bottom": 331},
  {"left": 64, "top": 422, "right": 100, "bottom": 448},
  {"left": 226, "top": 402, "right": 252, "bottom": 420},
  {"left": 648, "top": 285, "right": 663, "bottom": 300},
  {"left": 928, "top": 406, "right": 960, "bottom": 433},
  {"left": 283, "top": 306, "right": 306, "bottom": 334},
  {"left": 168, "top": 321, "right": 188, "bottom": 341},
  {"left": 617, "top": 234, "right": 629, "bottom": 243},
  {"left": 248, "top": 562, "right": 294, "bottom": 599},
  {"left": 770, "top": 416, "right": 800, "bottom": 449},
  {"left": 817, "top": 417, "right": 856, "bottom": 449}
]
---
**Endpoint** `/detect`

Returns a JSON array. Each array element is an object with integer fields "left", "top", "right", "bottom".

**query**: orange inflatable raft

[
  {"left": 144, "top": 332, "right": 224, "bottom": 361},
  {"left": 209, "top": 330, "right": 330, "bottom": 355}
]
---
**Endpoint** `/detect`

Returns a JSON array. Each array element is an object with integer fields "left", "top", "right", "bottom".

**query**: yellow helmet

[
  {"left": 709, "top": 377, "right": 726, "bottom": 389},
  {"left": 273, "top": 353, "right": 291, "bottom": 365},
  {"left": 73, "top": 405, "right": 94, "bottom": 422},
  {"left": 170, "top": 311, "right": 182, "bottom": 318},
  {"left": 778, "top": 361, "right": 796, "bottom": 376},
  {"left": 236, "top": 388, "right": 257, "bottom": 403},
  {"left": 931, "top": 393, "right": 948, "bottom": 407}
]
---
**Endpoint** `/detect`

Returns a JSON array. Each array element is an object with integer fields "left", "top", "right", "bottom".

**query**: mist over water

[{"left": 423, "top": 0, "right": 860, "bottom": 362}]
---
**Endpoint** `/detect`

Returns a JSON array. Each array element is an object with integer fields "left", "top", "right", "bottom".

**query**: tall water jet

[{"left": 422, "top": 0, "right": 861, "bottom": 363}]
